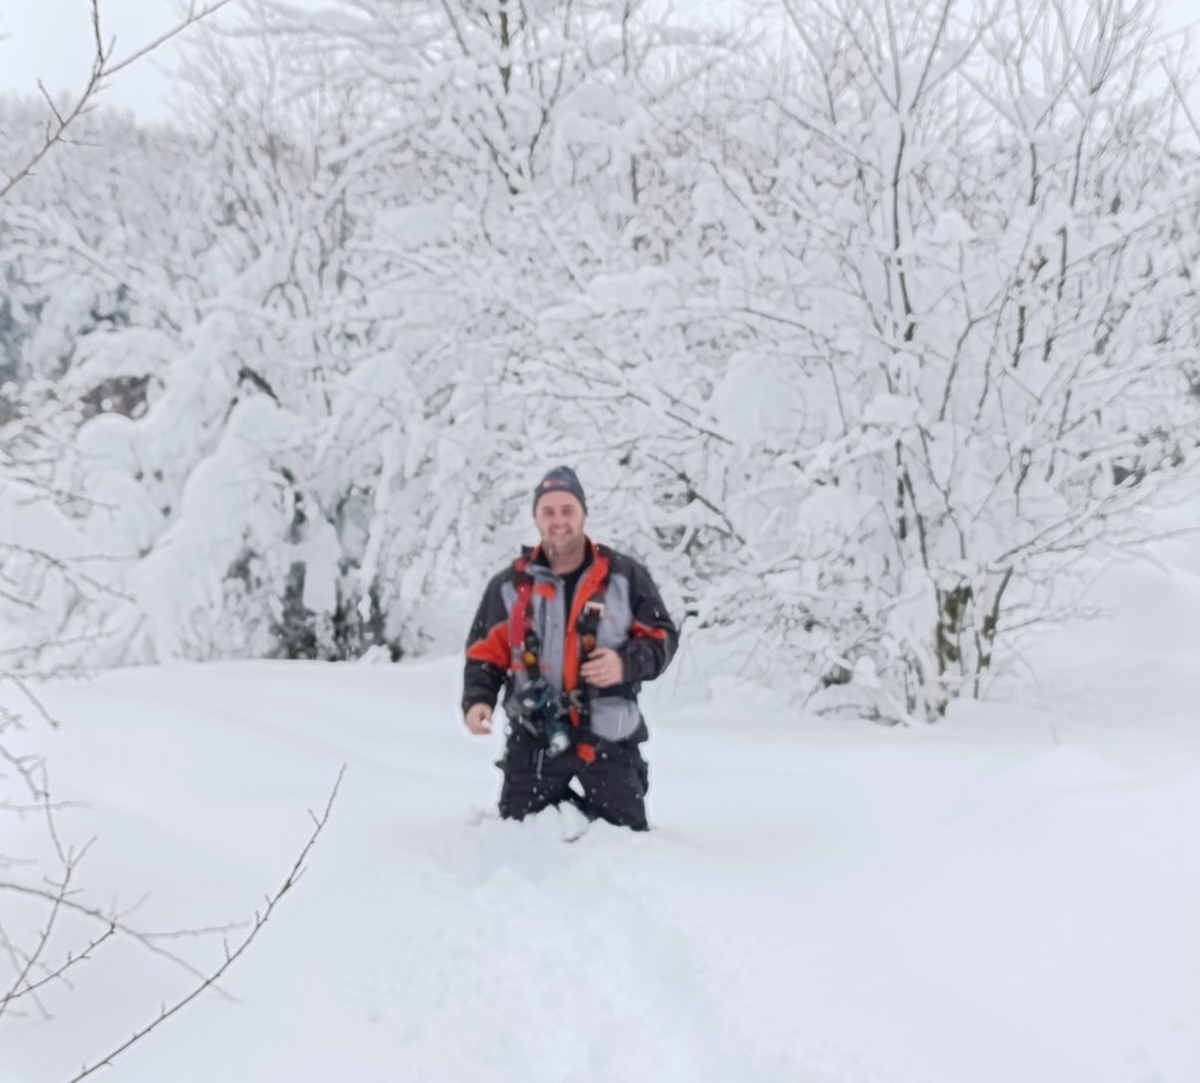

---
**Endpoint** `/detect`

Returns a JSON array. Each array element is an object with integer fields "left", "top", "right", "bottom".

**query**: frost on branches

[{"left": 685, "top": 0, "right": 1200, "bottom": 718}]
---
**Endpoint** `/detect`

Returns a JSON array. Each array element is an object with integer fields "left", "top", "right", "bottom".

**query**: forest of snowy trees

[{"left": 3, "top": 0, "right": 1199, "bottom": 722}]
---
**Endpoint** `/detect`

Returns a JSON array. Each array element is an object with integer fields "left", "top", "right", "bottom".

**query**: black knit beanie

[{"left": 532, "top": 465, "right": 587, "bottom": 514}]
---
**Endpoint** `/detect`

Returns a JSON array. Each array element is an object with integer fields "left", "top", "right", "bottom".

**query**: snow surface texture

[{"left": 5, "top": 535, "right": 1200, "bottom": 1083}]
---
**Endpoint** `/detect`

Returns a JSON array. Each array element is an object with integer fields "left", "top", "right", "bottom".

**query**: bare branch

[
  {"left": 1160, "top": 57, "right": 1200, "bottom": 143},
  {"left": 0, "top": 0, "right": 237, "bottom": 202},
  {"left": 61, "top": 766, "right": 345, "bottom": 1083}
]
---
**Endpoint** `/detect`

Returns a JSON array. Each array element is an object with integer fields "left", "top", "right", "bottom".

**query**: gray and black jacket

[{"left": 462, "top": 539, "right": 678, "bottom": 746}]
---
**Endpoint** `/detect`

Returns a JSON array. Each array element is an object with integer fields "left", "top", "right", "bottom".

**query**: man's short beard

[{"left": 545, "top": 534, "right": 584, "bottom": 560}]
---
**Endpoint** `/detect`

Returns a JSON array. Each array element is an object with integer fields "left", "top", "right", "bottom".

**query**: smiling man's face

[{"left": 534, "top": 491, "right": 587, "bottom": 568}]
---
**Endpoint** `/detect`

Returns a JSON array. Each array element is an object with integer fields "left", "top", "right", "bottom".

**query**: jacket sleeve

[
  {"left": 617, "top": 558, "right": 679, "bottom": 685},
  {"left": 462, "top": 572, "right": 511, "bottom": 713}
]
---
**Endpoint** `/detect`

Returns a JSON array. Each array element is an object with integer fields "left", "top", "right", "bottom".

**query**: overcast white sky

[
  {"left": 0, "top": 0, "right": 1197, "bottom": 121},
  {"left": 0, "top": 0, "right": 328, "bottom": 120},
  {"left": 1, "top": 0, "right": 196, "bottom": 120}
]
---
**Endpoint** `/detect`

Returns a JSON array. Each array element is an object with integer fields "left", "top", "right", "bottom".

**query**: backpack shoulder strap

[{"left": 508, "top": 559, "right": 539, "bottom": 677}]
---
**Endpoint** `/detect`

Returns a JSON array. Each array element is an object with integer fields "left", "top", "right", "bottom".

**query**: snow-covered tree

[
  {"left": 185, "top": 0, "right": 745, "bottom": 656},
  {"left": 2, "top": 6, "right": 343, "bottom": 1078},
  {"left": 684, "top": 0, "right": 1200, "bottom": 717}
]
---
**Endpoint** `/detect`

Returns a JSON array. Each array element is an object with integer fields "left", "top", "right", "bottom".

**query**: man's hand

[
  {"left": 464, "top": 703, "right": 493, "bottom": 734},
  {"left": 580, "top": 648, "right": 624, "bottom": 689}
]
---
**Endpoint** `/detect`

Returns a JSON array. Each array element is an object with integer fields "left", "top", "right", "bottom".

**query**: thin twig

[
  {"left": 62, "top": 766, "right": 345, "bottom": 1083},
  {"left": 0, "top": 0, "right": 236, "bottom": 202}
]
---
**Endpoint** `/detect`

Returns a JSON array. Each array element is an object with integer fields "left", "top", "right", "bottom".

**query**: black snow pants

[{"left": 498, "top": 726, "right": 650, "bottom": 831}]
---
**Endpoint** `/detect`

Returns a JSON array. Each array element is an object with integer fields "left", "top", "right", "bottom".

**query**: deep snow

[{"left": 4, "top": 530, "right": 1200, "bottom": 1083}]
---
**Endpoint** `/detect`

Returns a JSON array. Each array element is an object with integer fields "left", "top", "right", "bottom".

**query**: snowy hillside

[{"left": 5, "top": 521, "right": 1200, "bottom": 1083}]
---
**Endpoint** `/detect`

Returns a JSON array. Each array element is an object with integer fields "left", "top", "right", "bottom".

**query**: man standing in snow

[{"left": 462, "top": 466, "right": 678, "bottom": 831}]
